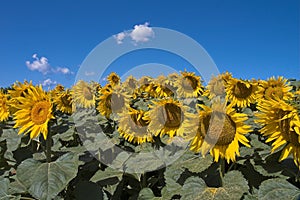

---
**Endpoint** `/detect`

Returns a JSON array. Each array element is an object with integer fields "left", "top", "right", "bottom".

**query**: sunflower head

[
  {"left": 107, "top": 72, "right": 120, "bottom": 86},
  {"left": 175, "top": 71, "right": 203, "bottom": 98},
  {"left": 53, "top": 89, "right": 73, "bottom": 114},
  {"left": 97, "top": 87, "right": 128, "bottom": 118},
  {"left": 118, "top": 108, "right": 153, "bottom": 144},
  {"left": 122, "top": 75, "right": 138, "bottom": 95},
  {"left": 256, "top": 99, "right": 300, "bottom": 167},
  {"left": 146, "top": 98, "right": 189, "bottom": 138},
  {"left": 72, "top": 80, "right": 95, "bottom": 108},
  {"left": 189, "top": 98, "right": 251, "bottom": 163},
  {"left": 256, "top": 76, "right": 293, "bottom": 103},
  {"left": 13, "top": 85, "right": 54, "bottom": 139},
  {"left": 226, "top": 78, "right": 257, "bottom": 107},
  {"left": 0, "top": 91, "right": 10, "bottom": 122},
  {"left": 204, "top": 75, "right": 226, "bottom": 99}
]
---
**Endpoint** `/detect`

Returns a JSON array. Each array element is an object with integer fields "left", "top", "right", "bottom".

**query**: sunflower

[
  {"left": 255, "top": 99, "right": 300, "bottom": 166},
  {"left": 53, "top": 89, "right": 73, "bottom": 114},
  {"left": 97, "top": 86, "right": 128, "bottom": 118},
  {"left": 146, "top": 98, "right": 190, "bottom": 138},
  {"left": 256, "top": 76, "right": 293, "bottom": 103},
  {"left": 72, "top": 80, "right": 95, "bottom": 108},
  {"left": 0, "top": 91, "right": 10, "bottom": 122},
  {"left": 107, "top": 72, "right": 120, "bottom": 87},
  {"left": 154, "top": 75, "right": 174, "bottom": 98},
  {"left": 13, "top": 85, "right": 54, "bottom": 139},
  {"left": 226, "top": 78, "right": 258, "bottom": 107},
  {"left": 122, "top": 75, "right": 138, "bottom": 95},
  {"left": 175, "top": 71, "right": 204, "bottom": 98},
  {"left": 204, "top": 75, "right": 226, "bottom": 99},
  {"left": 165, "top": 72, "right": 180, "bottom": 88},
  {"left": 187, "top": 98, "right": 251, "bottom": 163},
  {"left": 7, "top": 80, "right": 35, "bottom": 114},
  {"left": 117, "top": 108, "right": 153, "bottom": 144}
]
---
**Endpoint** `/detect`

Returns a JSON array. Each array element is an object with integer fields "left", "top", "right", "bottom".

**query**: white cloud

[
  {"left": 114, "top": 32, "right": 127, "bottom": 44},
  {"left": 26, "top": 54, "right": 73, "bottom": 75},
  {"left": 114, "top": 22, "right": 154, "bottom": 45},
  {"left": 54, "top": 67, "right": 73, "bottom": 75},
  {"left": 130, "top": 22, "right": 154, "bottom": 43},
  {"left": 85, "top": 71, "right": 96, "bottom": 76},
  {"left": 26, "top": 54, "right": 51, "bottom": 75},
  {"left": 42, "top": 78, "right": 57, "bottom": 87}
]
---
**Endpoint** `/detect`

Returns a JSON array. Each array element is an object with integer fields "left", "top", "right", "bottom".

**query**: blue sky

[{"left": 0, "top": 0, "right": 299, "bottom": 89}]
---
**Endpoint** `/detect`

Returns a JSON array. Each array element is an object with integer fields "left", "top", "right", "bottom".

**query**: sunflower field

[{"left": 0, "top": 71, "right": 300, "bottom": 199}]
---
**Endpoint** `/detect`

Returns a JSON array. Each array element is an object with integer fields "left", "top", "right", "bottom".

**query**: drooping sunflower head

[
  {"left": 256, "top": 76, "right": 293, "bottom": 103},
  {"left": 13, "top": 85, "right": 54, "bottom": 139},
  {"left": 72, "top": 80, "right": 95, "bottom": 108},
  {"left": 188, "top": 98, "right": 251, "bottom": 163},
  {"left": 226, "top": 78, "right": 258, "bottom": 107},
  {"left": 97, "top": 86, "right": 128, "bottom": 118},
  {"left": 0, "top": 91, "right": 10, "bottom": 122},
  {"left": 117, "top": 108, "right": 153, "bottom": 144},
  {"left": 175, "top": 71, "right": 204, "bottom": 98},
  {"left": 204, "top": 75, "right": 226, "bottom": 99},
  {"left": 107, "top": 72, "right": 120, "bottom": 87},
  {"left": 255, "top": 99, "right": 300, "bottom": 167},
  {"left": 53, "top": 89, "right": 73, "bottom": 114},
  {"left": 146, "top": 98, "right": 190, "bottom": 138}
]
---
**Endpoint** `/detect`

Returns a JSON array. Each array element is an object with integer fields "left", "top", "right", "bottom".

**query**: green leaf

[
  {"left": 90, "top": 167, "right": 123, "bottom": 183},
  {"left": 124, "top": 153, "right": 165, "bottom": 173},
  {"left": 138, "top": 188, "right": 155, "bottom": 200},
  {"left": 181, "top": 171, "right": 249, "bottom": 200},
  {"left": 258, "top": 179, "right": 300, "bottom": 200},
  {"left": 0, "top": 177, "right": 10, "bottom": 200},
  {"left": 0, "top": 129, "right": 22, "bottom": 162},
  {"left": 16, "top": 153, "right": 79, "bottom": 200}
]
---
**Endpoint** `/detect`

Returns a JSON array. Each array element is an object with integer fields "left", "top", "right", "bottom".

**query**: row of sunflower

[{"left": 0, "top": 71, "right": 300, "bottom": 168}]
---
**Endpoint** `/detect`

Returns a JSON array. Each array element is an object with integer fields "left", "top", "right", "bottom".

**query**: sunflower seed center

[{"left": 31, "top": 101, "right": 50, "bottom": 125}]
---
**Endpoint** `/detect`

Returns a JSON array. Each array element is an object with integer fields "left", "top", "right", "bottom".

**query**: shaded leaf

[
  {"left": 16, "top": 153, "right": 79, "bottom": 200},
  {"left": 90, "top": 167, "right": 123, "bottom": 183},
  {"left": 0, "top": 177, "right": 10, "bottom": 200},
  {"left": 258, "top": 179, "right": 300, "bottom": 200}
]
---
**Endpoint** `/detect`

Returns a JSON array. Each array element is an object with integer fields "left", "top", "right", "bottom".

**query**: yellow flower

[
  {"left": 175, "top": 71, "right": 203, "bottom": 98},
  {"left": 204, "top": 75, "right": 226, "bottom": 99},
  {"left": 154, "top": 75, "right": 174, "bottom": 98},
  {"left": 256, "top": 76, "right": 293, "bottom": 103},
  {"left": 97, "top": 86, "right": 128, "bottom": 118},
  {"left": 146, "top": 98, "right": 190, "bottom": 138},
  {"left": 107, "top": 72, "right": 120, "bottom": 87},
  {"left": 117, "top": 108, "right": 153, "bottom": 144},
  {"left": 122, "top": 75, "right": 138, "bottom": 95},
  {"left": 255, "top": 99, "right": 300, "bottom": 167},
  {"left": 226, "top": 78, "right": 258, "bottom": 107},
  {"left": 53, "top": 89, "right": 73, "bottom": 114},
  {"left": 7, "top": 80, "right": 35, "bottom": 114},
  {"left": 188, "top": 98, "right": 251, "bottom": 163},
  {"left": 0, "top": 91, "right": 10, "bottom": 122},
  {"left": 13, "top": 85, "right": 54, "bottom": 139},
  {"left": 72, "top": 80, "right": 95, "bottom": 108}
]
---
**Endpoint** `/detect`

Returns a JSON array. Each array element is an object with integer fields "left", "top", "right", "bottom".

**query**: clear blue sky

[{"left": 0, "top": 0, "right": 299, "bottom": 88}]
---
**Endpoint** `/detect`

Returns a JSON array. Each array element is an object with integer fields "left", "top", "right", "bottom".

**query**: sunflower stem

[
  {"left": 45, "top": 128, "right": 52, "bottom": 163},
  {"left": 219, "top": 158, "right": 225, "bottom": 186}
]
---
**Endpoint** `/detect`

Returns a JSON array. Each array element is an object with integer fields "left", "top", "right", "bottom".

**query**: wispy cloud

[
  {"left": 42, "top": 78, "right": 57, "bottom": 87},
  {"left": 26, "top": 54, "right": 73, "bottom": 75},
  {"left": 114, "top": 22, "right": 154, "bottom": 45},
  {"left": 54, "top": 67, "right": 73, "bottom": 75},
  {"left": 85, "top": 71, "right": 96, "bottom": 76}
]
